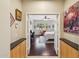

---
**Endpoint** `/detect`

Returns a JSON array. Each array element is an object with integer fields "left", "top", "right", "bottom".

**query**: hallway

[
  {"left": 0, "top": 0, "right": 79, "bottom": 58},
  {"left": 29, "top": 36, "right": 57, "bottom": 56}
]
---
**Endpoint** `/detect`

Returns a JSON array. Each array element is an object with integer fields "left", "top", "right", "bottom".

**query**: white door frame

[{"left": 26, "top": 12, "right": 60, "bottom": 57}]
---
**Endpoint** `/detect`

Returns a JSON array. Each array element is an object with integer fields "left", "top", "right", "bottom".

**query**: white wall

[
  {"left": 33, "top": 20, "right": 55, "bottom": 32},
  {"left": 29, "top": 15, "right": 57, "bottom": 35},
  {"left": 10, "top": 0, "right": 24, "bottom": 43},
  {"left": 63, "top": 0, "right": 79, "bottom": 44},
  {"left": 0, "top": 0, "right": 10, "bottom": 57}
]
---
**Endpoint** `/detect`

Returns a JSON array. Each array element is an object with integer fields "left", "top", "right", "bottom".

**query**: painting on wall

[
  {"left": 64, "top": 1, "right": 79, "bottom": 35},
  {"left": 15, "top": 9, "right": 22, "bottom": 21}
]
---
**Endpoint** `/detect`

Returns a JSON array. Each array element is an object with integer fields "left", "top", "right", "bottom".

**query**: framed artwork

[
  {"left": 10, "top": 13, "right": 15, "bottom": 27},
  {"left": 64, "top": 1, "right": 79, "bottom": 35},
  {"left": 15, "top": 9, "right": 22, "bottom": 21}
]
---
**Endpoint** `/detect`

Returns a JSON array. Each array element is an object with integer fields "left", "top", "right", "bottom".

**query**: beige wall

[
  {"left": 22, "top": 0, "right": 64, "bottom": 38},
  {"left": 10, "top": 0, "right": 24, "bottom": 43},
  {"left": 0, "top": 0, "right": 10, "bottom": 57},
  {"left": 63, "top": 0, "right": 79, "bottom": 44}
]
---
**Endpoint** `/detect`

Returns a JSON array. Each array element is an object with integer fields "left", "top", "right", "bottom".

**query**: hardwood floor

[{"left": 29, "top": 36, "right": 57, "bottom": 56}]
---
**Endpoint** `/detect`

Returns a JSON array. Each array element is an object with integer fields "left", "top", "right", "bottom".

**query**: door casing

[{"left": 26, "top": 12, "right": 60, "bottom": 57}]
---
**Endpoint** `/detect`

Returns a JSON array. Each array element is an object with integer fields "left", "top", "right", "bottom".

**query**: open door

[{"left": 27, "top": 14, "right": 60, "bottom": 57}]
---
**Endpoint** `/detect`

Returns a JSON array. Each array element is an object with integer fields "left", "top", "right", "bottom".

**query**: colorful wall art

[{"left": 64, "top": 1, "right": 79, "bottom": 35}]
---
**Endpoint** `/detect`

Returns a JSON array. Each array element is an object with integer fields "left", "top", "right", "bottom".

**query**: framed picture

[
  {"left": 15, "top": 9, "right": 22, "bottom": 21},
  {"left": 64, "top": 1, "right": 79, "bottom": 35}
]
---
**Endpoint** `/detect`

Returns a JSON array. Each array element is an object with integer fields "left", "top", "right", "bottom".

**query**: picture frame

[
  {"left": 64, "top": 1, "right": 79, "bottom": 35},
  {"left": 15, "top": 9, "right": 22, "bottom": 21}
]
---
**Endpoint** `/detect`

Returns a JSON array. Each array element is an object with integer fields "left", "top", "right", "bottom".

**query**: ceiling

[{"left": 22, "top": 0, "right": 65, "bottom": 1}]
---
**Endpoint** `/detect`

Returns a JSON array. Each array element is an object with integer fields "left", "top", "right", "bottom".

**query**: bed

[{"left": 44, "top": 31, "right": 55, "bottom": 41}]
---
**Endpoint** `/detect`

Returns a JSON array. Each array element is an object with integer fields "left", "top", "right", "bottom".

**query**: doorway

[{"left": 27, "top": 14, "right": 60, "bottom": 57}]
